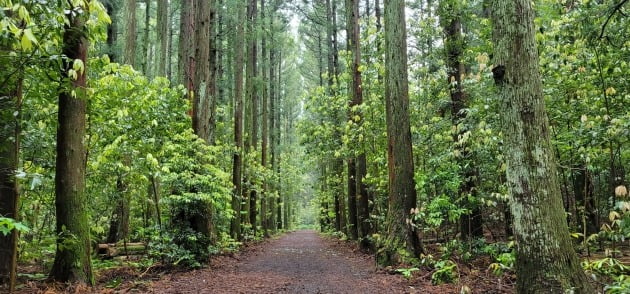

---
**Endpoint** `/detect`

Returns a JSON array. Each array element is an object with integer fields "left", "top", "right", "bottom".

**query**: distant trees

[{"left": 438, "top": 0, "right": 483, "bottom": 240}]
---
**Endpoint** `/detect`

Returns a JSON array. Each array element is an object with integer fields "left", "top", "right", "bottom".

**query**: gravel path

[{"left": 148, "top": 230, "right": 414, "bottom": 293}]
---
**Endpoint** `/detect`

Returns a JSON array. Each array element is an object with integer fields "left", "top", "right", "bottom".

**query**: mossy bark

[
  {"left": 49, "top": 2, "right": 94, "bottom": 284},
  {"left": 380, "top": 0, "right": 422, "bottom": 265},
  {"left": 0, "top": 40, "right": 21, "bottom": 292},
  {"left": 490, "top": 0, "right": 593, "bottom": 292}
]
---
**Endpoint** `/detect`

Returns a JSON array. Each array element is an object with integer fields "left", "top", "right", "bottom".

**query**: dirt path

[{"left": 148, "top": 230, "right": 414, "bottom": 293}]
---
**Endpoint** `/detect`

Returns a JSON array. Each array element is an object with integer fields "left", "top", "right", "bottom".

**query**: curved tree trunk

[{"left": 490, "top": 0, "right": 593, "bottom": 292}]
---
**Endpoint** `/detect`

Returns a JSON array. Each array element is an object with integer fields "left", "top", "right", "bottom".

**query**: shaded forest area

[{"left": 0, "top": 0, "right": 629, "bottom": 293}]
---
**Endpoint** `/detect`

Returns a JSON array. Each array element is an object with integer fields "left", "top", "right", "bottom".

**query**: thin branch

[{"left": 599, "top": 0, "right": 629, "bottom": 39}]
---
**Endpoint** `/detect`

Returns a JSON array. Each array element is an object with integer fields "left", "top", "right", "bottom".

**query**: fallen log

[{"left": 97, "top": 242, "right": 146, "bottom": 258}]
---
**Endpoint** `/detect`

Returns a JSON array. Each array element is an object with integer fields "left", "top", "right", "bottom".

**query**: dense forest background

[{"left": 0, "top": 0, "right": 628, "bottom": 292}]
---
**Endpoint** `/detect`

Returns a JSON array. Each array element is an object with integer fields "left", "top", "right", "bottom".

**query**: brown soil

[
  {"left": 148, "top": 230, "right": 412, "bottom": 293},
  {"left": 13, "top": 230, "right": 515, "bottom": 293}
]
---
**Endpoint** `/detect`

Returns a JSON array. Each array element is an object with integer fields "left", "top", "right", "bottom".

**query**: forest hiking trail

[{"left": 148, "top": 230, "right": 414, "bottom": 293}]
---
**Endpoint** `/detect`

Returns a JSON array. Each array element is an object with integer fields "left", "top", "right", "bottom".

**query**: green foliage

[
  {"left": 0, "top": 217, "right": 29, "bottom": 236},
  {"left": 147, "top": 231, "right": 202, "bottom": 268},
  {"left": 605, "top": 275, "right": 630, "bottom": 294},
  {"left": 431, "top": 260, "right": 458, "bottom": 285},
  {"left": 395, "top": 267, "right": 419, "bottom": 280}
]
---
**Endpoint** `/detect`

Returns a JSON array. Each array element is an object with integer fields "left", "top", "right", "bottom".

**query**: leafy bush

[{"left": 432, "top": 260, "right": 458, "bottom": 285}]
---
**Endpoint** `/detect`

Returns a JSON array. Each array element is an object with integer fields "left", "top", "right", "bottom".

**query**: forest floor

[{"left": 14, "top": 230, "right": 515, "bottom": 293}]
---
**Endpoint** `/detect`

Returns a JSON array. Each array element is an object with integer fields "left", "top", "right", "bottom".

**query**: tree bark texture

[
  {"left": 193, "top": 0, "right": 210, "bottom": 142},
  {"left": 49, "top": 2, "right": 94, "bottom": 284},
  {"left": 124, "top": 0, "right": 137, "bottom": 67},
  {"left": 0, "top": 39, "right": 21, "bottom": 292},
  {"left": 178, "top": 0, "right": 195, "bottom": 92},
  {"left": 260, "top": 0, "right": 269, "bottom": 236},
  {"left": 246, "top": 0, "right": 258, "bottom": 231},
  {"left": 231, "top": 1, "right": 246, "bottom": 240},
  {"left": 490, "top": 0, "right": 594, "bottom": 292},
  {"left": 381, "top": 0, "right": 423, "bottom": 265},
  {"left": 156, "top": 0, "right": 169, "bottom": 77}
]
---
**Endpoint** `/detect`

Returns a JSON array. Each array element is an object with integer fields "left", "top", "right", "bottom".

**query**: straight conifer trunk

[
  {"left": 156, "top": 0, "right": 168, "bottom": 77},
  {"left": 231, "top": 1, "right": 246, "bottom": 240},
  {"left": 260, "top": 0, "right": 269, "bottom": 236},
  {"left": 124, "top": 0, "right": 137, "bottom": 67},
  {"left": 49, "top": 1, "right": 94, "bottom": 284},
  {"left": 246, "top": 0, "right": 259, "bottom": 231},
  {"left": 380, "top": 0, "right": 422, "bottom": 265},
  {"left": 490, "top": 0, "right": 593, "bottom": 292}
]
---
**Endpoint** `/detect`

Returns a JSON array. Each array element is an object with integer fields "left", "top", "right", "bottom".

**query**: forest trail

[{"left": 148, "top": 230, "right": 414, "bottom": 293}]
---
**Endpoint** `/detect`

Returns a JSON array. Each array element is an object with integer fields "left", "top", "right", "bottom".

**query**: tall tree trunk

[
  {"left": 193, "top": 0, "right": 210, "bottom": 141},
  {"left": 104, "top": 0, "right": 119, "bottom": 62},
  {"left": 208, "top": 0, "right": 218, "bottom": 144},
  {"left": 0, "top": 40, "right": 22, "bottom": 292},
  {"left": 348, "top": 0, "right": 370, "bottom": 248},
  {"left": 345, "top": 0, "right": 361, "bottom": 241},
  {"left": 439, "top": 0, "right": 483, "bottom": 240},
  {"left": 269, "top": 44, "right": 277, "bottom": 233},
  {"left": 490, "top": 0, "right": 593, "bottom": 292},
  {"left": 49, "top": 1, "right": 94, "bottom": 284},
  {"left": 178, "top": 0, "right": 195, "bottom": 90},
  {"left": 380, "top": 0, "right": 423, "bottom": 265},
  {"left": 142, "top": 0, "right": 152, "bottom": 76},
  {"left": 260, "top": 0, "right": 269, "bottom": 236},
  {"left": 231, "top": 1, "right": 246, "bottom": 240},
  {"left": 275, "top": 50, "right": 283, "bottom": 230},
  {"left": 156, "top": 0, "right": 168, "bottom": 77},
  {"left": 246, "top": 0, "right": 259, "bottom": 232},
  {"left": 124, "top": 0, "right": 138, "bottom": 67}
]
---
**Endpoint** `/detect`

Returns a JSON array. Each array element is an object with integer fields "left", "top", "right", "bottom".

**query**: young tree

[
  {"left": 380, "top": 0, "right": 422, "bottom": 265},
  {"left": 49, "top": 0, "right": 94, "bottom": 284},
  {"left": 490, "top": 0, "right": 593, "bottom": 292}
]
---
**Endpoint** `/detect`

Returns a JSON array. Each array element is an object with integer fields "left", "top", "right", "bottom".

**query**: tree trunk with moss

[
  {"left": 380, "top": 0, "right": 422, "bottom": 266},
  {"left": 49, "top": 1, "right": 94, "bottom": 284},
  {"left": 490, "top": 0, "right": 593, "bottom": 292},
  {"left": 0, "top": 39, "right": 22, "bottom": 292}
]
